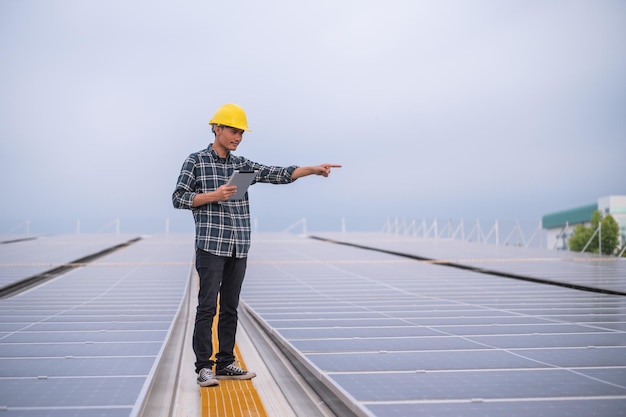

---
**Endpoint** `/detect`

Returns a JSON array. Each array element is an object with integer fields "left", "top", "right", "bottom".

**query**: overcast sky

[{"left": 1, "top": 0, "right": 625, "bottom": 236}]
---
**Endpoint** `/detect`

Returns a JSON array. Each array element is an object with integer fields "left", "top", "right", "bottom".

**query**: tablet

[{"left": 225, "top": 170, "right": 257, "bottom": 200}]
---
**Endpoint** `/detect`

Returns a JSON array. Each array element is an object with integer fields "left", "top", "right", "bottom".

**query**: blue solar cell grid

[
  {"left": 0, "top": 234, "right": 194, "bottom": 417},
  {"left": 241, "top": 233, "right": 626, "bottom": 417}
]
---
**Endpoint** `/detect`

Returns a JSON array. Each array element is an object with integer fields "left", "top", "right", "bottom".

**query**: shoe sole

[
  {"left": 197, "top": 379, "right": 219, "bottom": 387},
  {"left": 215, "top": 372, "right": 257, "bottom": 380}
]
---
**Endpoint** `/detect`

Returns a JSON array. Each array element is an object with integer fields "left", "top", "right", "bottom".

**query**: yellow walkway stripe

[{"left": 200, "top": 303, "right": 268, "bottom": 417}]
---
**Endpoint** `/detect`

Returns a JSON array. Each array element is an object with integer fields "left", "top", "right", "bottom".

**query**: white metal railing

[
  {"left": 382, "top": 217, "right": 544, "bottom": 248},
  {"left": 282, "top": 217, "right": 307, "bottom": 235},
  {"left": 7, "top": 217, "right": 621, "bottom": 257},
  {"left": 4, "top": 220, "right": 31, "bottom": 236}
]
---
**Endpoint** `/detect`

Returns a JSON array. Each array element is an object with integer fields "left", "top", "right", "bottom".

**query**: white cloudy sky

[{"left": 1, "top": 0, "right": 625, "bottom": 235}]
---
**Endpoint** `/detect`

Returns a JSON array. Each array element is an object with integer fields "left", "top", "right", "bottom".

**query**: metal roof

[{"left": 542, "top": 204, "right": 597, "bottom": 229}]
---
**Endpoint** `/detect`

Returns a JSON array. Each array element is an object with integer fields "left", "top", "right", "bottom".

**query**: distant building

[{"left": 543, "top": 195, "right": 626, "bottom": 251}]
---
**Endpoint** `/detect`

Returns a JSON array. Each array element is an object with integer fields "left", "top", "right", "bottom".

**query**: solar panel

[
  {"left": 309, "top": 232, "right": 626, "bottom": 294},
  {"left": 0, "top": 234, "right": 194, "bottom": 417},
  {"left": 0, "top": 234, "right": 140, "bottom": 290},
  {"left": 241, "top": 233, "right": 626, "bottom": 417}
]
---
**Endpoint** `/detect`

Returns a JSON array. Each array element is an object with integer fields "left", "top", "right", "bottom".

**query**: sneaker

[
  {"left": 215, "top": 362, "right": 257, "bottom": 380},
  {"left": 197, "top": 368, "right": 219, "bottom": 387}
]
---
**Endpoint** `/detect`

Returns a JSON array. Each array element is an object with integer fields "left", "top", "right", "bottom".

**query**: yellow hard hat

[{"left": 209, "top": 103, "right": 251, "bottom": 131}]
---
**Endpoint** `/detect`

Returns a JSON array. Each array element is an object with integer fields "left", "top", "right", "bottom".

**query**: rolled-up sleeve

[{"left": 172, "top": 157, "right": 198, "bottom": 210}]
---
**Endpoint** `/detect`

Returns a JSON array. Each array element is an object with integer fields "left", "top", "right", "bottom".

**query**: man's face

[{"left": 215, "top": 125, "right": 244, "bottom": 153}]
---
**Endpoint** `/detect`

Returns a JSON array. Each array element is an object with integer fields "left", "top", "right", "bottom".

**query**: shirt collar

[{"left": 208, "top": 143, "right": 231, "bottom": 162}]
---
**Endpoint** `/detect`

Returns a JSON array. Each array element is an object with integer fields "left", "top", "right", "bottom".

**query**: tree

[
  {"left": 568, "top": 210, "right": 620, "bottom": 255},
  {"left": 600, "top": 214, "right": 620, "bottom": 255},
  {"left": 568, "top": 224, "right": 594, "bottom": 252}
]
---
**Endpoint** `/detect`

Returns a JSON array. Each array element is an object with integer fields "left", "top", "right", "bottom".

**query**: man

[{"left": 172, "top": 103, "right": 341, "bottom": 387}]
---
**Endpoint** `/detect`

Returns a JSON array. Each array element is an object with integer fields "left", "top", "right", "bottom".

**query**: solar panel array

[
  {"left": 242, "top": 233, "right": 626, "bottom": 417},
  {"left": 317, "top": 233, "right": 626, "bottom": 295},
  {"left": 2, "top": 231, "right": 624, "bottom": 417},
  {"left": 0, "top": 234, "right": 138, "bottom": 289},
  {"left": 0, "top": 234, "right": 194, "bottom": 417}
]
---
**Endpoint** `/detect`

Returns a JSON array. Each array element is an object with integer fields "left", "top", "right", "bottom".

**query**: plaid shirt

[{"left": 172, "top": 144, "right": 297, "bottom": 257}]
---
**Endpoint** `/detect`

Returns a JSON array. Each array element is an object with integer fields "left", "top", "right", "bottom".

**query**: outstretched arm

[{"left": 292, "top": 164, "right": 342, "bottom": 179}]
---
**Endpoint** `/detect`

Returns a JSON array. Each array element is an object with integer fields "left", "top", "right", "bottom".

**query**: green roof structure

[{"left": 542, "top": 204, "right": 597, "bottom": 229}]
